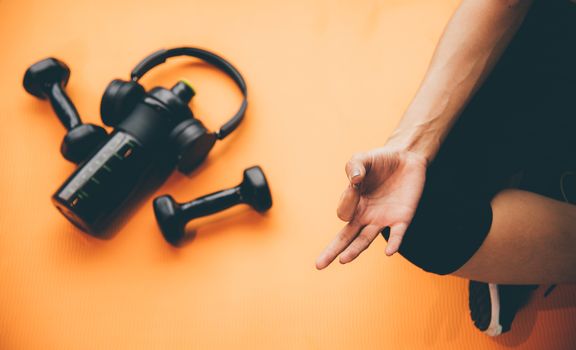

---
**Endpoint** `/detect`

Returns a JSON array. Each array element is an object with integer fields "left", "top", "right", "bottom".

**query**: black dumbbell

[
  {"left": 154, "top": 166, "right": 273, "bottom": 246},
  {"left": 23, "top": 58, "right": 108, "bottom": 164}
]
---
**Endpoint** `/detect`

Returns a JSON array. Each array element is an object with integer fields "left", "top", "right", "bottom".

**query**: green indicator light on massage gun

[{"left": 23, "top": 48, "right": 249, "bottom": 236}]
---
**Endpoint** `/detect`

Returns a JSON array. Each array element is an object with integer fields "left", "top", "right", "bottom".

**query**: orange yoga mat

[{"left": 1, "top": 0, "right": 575, "bottom": 349}]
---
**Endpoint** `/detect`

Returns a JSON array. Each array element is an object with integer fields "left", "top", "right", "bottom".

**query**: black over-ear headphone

[
  {"left": 102, "top": 47, "right": 248, "bottom": 173},
  {"left": 23, "top": 47, "right": 248, "bottom": 235}
]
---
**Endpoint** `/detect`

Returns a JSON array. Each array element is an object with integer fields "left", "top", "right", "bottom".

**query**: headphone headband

[{"left": 131, "top": 47, "right": 247, "bottom": 140}]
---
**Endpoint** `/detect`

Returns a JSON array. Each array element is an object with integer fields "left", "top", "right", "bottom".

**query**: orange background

[{"left": 1, "top": 0, "right": 575, "bottom": 349}]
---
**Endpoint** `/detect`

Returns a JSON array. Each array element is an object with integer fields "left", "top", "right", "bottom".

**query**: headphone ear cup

[
  {"left": 100, "top": 79, "right": 145, "bottom": 127},
  {"left": 170, "top": 119, "right": 217, "bottom": 174}
]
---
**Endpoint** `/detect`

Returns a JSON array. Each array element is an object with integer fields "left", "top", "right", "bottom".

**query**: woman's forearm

[{"left": 387, "top": 0, "right": 533, "bottom": 164}]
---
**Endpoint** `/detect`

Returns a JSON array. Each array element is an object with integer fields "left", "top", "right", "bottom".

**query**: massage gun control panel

[{"left": 53, "top": 132, "right": 147, "bottom": 232}]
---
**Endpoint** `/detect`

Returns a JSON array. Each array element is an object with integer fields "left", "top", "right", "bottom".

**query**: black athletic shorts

[{"left": 382, "top": 0, "right": 576, "bottom": 275}]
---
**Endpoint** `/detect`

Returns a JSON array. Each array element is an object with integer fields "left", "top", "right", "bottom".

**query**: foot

[{"left": 468, "top": 281, "right": 537, "bottom": 336}]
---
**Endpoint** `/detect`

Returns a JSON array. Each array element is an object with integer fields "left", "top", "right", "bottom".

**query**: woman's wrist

[
  {"left": 386, "top": 92, "right": 456, "bottom": 166},
  {"left": 385, "top": 124, "right": 441, "bottom": 166}
]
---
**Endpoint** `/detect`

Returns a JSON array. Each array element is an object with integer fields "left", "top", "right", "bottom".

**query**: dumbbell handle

[
  {"left": 180, "top": 187, "right": 242, "bottom": 221},
  {"left": 48, "top": 83, "right": 81, "bottom": 130}
]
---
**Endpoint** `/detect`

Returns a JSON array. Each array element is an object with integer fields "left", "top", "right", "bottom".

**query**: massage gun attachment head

[
  {"left": 153, "top": 166, "right": 273, "bottom": 247},
  {"left": 23, "top": 58, "right": 70, "bottom": 99}
]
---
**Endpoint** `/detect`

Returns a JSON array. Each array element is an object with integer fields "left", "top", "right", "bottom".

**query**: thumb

[{"left": 345, "top": 153, "right": 371, "bottom": 185}]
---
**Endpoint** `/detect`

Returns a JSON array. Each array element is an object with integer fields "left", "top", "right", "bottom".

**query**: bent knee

[{"left": 382, "top": 195, "right": 494, "bottom": 275}]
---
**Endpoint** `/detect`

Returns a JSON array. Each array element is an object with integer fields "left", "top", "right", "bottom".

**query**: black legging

[{"left": 383, "top": 0, "right": 576, "bottom": 275}]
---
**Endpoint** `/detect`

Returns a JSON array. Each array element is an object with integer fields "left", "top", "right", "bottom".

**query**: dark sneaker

[{"left": 468, "top": 281, "right": 537, "bottom": 336}]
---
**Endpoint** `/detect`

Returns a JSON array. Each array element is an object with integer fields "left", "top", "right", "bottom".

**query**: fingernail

[{"left": 351, "top": 169, "right": 361, "bottom": 178}]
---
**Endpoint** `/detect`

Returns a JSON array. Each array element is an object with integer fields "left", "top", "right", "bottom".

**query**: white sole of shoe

[{"left": 484, "top": 283, "right": 503, "bottom": 337}]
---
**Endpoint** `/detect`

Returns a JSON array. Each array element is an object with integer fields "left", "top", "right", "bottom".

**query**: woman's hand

[
  {"left": 316, "top": 147, "right": 428, "bottom": 269},
  {"left": 314, "top": 0, "right": 533, "bottom": 271}
]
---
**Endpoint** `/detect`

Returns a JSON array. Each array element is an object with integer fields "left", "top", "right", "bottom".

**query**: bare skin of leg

[{"left": 453, "top": 189, "right": 576, "bottom": 284}]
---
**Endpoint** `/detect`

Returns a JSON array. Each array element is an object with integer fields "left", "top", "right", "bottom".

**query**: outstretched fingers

[
  {"left": 339, "top": 224, "right": 382, "bottom": 264},
  {"left": 316, "top": 222, "right": 363, "bottom": 270}
]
